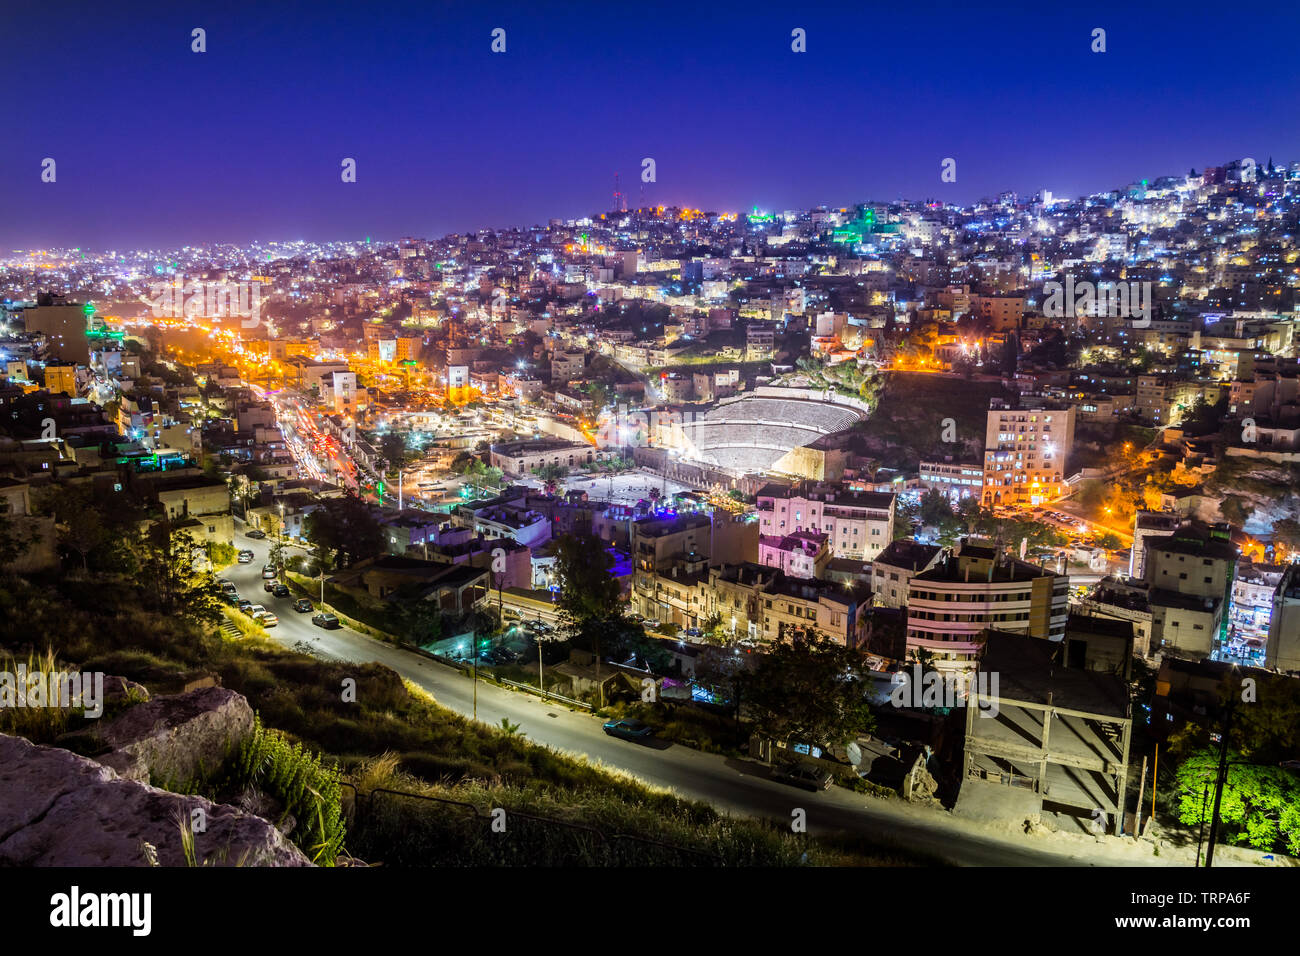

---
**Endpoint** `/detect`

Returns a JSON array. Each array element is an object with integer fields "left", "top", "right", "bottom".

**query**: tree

[
  {"left": 746, "top": 632, "right": 875, "bottom": 752},
  {"left": 379, "top": 431, "right": 407, "bottom": 472},
  {"left": 694, "top": 642, "right": 758, "bottom": 731},
  {"left": 918, "top": 488, "right": 954, "bottom": 526},
  {"left": 303, "top": 493, "right": 383, "bottom": 569},
  {"left": 1219, "top": 494, "right": 1254, "bottom": 528},
  {"left": 137, "top": 520, "right": 223, "bottom": 625},
  {"left": 553, "top": 533, "right": 621, "bottom": 627},
  {"left": 36, "top": 485, "right": 106, "bottom": 571},
  {"left": 1175, "top": 750, "right": 1300, "bottom": 856}
]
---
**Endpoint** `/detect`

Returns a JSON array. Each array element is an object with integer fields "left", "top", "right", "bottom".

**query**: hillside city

[{"left": 2, "top": 156, "right": 1299, "bottom": 869}]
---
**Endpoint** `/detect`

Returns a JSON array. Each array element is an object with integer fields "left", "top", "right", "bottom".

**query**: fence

[
  {"left": 339, "top": 782, "right": 723, "bottom": 866},
  {"left": 496, "top": 676, "right": 591, "bottom": 709}
]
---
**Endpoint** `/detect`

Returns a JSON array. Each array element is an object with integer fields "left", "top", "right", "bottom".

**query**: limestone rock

[
  {"left": 0, "top": 733, "right": 312, "bottom": 867},
  {"left": 85, "top": 685, "right": 254, "bottom": 789}
]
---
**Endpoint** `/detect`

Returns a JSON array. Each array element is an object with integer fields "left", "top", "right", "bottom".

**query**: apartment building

[
  {"left": 1142, "top": 521, "right": 1236, "bottom": 658},
  {"left": 1266, "top": 563, "right": 1300, "bottom": 673},
  {"left": 905, "top": 539, "right": 1070, "bottom": 671},
  {"left": 631, "top": 511, "right": 757, "bottom": 574},
  {"left": 870, "top": 539, "right": 942, "bottom": 610},
  {"left": 1130, "top": 510, "right": 1181, "bottom": 579},
  {"left": 703, "top": 562, "right": 869, "bottom": 646},
  {"left": 1135, "top": 376, "right": 1226, "bottom": 425},
  {"left": 757, "top": 530, "right": 829, "bottom": 579},
  {"left": 918, "top": 460, "right": 984, "bottom": 501},
  {"left": 981, "top": 400, "right": 1075, "bottom": 509},
  {"left": 755, "top": 481, "right": 896, "bottom": 560}
]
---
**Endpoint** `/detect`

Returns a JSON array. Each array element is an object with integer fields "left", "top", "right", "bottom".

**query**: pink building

[{"left": 758, "top": 531, "right": 830, "bottom": 579}]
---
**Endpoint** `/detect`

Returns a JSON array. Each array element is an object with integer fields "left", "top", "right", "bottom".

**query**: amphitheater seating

[{"left": 678, "top": 395, "right": 864, "bottom": 474}]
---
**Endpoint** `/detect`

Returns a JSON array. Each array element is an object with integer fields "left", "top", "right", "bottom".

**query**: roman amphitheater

[{"left": 673, "top": 387, "right": 868, "bottom": 480}]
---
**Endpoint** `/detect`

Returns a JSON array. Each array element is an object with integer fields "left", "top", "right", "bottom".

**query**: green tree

[
  {"left": 1175, "top": 750, "right": 1300, "bottom": 855},
  {"left": 746, "top": 632, "right": 875, "bottom": 751},
  {"left": 137, "top": 520, "right": 223, "bottom": 625},
  {"left": 303, "top": 493, "right": 383, "bottom": 569},
  {"left": 379, "top": 431, "right": 407, "bottom": 472}
]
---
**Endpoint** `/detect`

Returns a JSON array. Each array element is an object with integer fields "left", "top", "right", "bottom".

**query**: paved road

[{"left": 223, "top": 533, "right": 1140, "bottom": 867}]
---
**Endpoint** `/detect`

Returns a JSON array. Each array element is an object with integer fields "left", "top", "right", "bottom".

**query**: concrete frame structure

[{"left": 961, "top": 629, "right": 1132, "bottom": 835}]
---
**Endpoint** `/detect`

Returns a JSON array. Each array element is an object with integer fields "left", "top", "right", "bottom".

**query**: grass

[
  {"left": 0, "top": 572, "right": 932, "bottom": 867},
  {"left": 0, "top": 647, "right": 82, "bottom": 742}
]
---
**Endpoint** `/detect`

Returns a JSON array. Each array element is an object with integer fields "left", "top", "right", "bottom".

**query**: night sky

[{"left": 4, "top": 0, "right": 1299, "bottom": 249}]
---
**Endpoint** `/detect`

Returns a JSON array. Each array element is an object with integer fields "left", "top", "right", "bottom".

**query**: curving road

[{"left": 224, "top": 532, "right": 1146, "bottom": 867}]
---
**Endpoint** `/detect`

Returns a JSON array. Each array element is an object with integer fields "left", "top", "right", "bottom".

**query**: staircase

[{"left": 220, "top": 617, "right": 242, "bottom": 640}]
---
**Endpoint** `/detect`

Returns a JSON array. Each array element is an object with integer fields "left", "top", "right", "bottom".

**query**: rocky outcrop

[
  {"left": 0, "top": 734, "right": 312, "bottom": 866},
  {"left": 64, "top": 685, "right": 253, "bottom": 790}
]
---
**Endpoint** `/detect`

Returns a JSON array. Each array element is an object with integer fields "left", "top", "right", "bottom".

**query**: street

[{"left": 222, "top": 532, "right": 1167, "bottom": 867}]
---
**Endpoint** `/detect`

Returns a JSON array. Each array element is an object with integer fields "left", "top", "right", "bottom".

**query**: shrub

[{"left": 232, "top": 716, "right": 346, "bottom": 865}]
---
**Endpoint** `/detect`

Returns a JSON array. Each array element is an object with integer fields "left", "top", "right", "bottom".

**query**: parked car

[
  {"left": 641, "top": 618, "right": 660, "bottom": 628},
  {"left": 311, "top": 612, "right": 341, "bottom": 629},
  {"left": 261, "top": 566, "right": 277, "bottom": 579},
  {"left": 248, "top": 604, "right": 277, "bottom": 627},
  {"left": 221, "top": 592, "right": 240, "bottom": 606},
  {"left": 237, "top": 599, "right": 253, "bottom": 613},
  {"left": 237, "top": 550, "right": 254, "bottom": 563},
  {"left": 602, "top": 718, "right": 654, "bottom": 741},
  {"left": 771, "top": 762, "right": 834, "bottom": 791},
  {"left": 684, "top": 627, "right": 702, "bottom": 639},
  {"left": 272, "top": 583, "right": 290, "bottom": 598},
  {"left": 246, "top": 529, "right": 267, "bottom": 540},
  {"left": 293, "top": 598, "right": 313, "bottom": 613}
]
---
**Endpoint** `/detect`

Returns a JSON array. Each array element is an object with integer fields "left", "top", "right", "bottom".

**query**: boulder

[
  {"left": 0, "top": 733, "right": 312, "bottom": 866},
  {"left": 81, "top": 686, "right": 254, "bottom": 789},
  {"left": 100, "top": 674, "right": 150, "bottom": 713}
]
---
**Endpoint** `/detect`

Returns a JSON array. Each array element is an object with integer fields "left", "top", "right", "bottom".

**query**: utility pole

[{"left": 1204, "top": 690, "right": 1237, "bottom": 867}]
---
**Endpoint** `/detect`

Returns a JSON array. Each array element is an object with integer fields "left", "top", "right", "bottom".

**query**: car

[
  {"left": 221, "top": 592, "right": 240, "bottom": 606},
  {"left": 312, "top": 612, "right": 341, "bottom": 629},
  {"left": 248, "top": 604, "right": 277, "bottom": 627},
  {"left": 237, "top": 549, "right": 254, "bottom": 563},
  {"left": 262, "top": 566, "right": 277, "bottom": 579},
  {"left": 685, "top": 627, "right": 703, "bottom": 639},
  {"left": 246, "top": 529, "right": 267, "bottom": 540},
  {"left": 641, "top": 618, "right": 660, "bottom": 629},
  {"left": 237, "top": 599, "right": 254, "bottom": 613},
  {"left": 293, "top": 598, "right": 313, "bottom": 613},
  {"left": 219, "top": 580, "right": 237, "bottom": 595},
  {"left": 771, "top": 762, "right": 834, "bottom": 792},
  {"left": 272, "top": 583, "right": 290, "bottom": 598},
  {"left": 602, "top": 718, "right": 654, "bottom": 741}
]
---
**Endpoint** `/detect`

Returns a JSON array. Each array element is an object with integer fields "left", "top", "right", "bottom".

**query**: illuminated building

[
  {"left": 905, "top": 539, "right": 1069, "bottom": 671},
  {"left": 981, "top": 399, "right": 1075, "bottom": 508}
]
